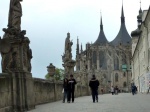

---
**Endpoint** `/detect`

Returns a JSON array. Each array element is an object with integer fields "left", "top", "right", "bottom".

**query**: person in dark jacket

[
  {"left": 62, "top": 77, "right": 68, "bottom": 103},
  {"left": 89, "top": 75, "right": 99, "bottom": 103},
  {"left": 67, "top": 74, "right": 77, "bottom": 103}
]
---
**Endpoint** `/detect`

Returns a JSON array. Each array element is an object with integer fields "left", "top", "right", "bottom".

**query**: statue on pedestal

[{"left": 62, "top": 33, "right": 75, "bottom": 78}]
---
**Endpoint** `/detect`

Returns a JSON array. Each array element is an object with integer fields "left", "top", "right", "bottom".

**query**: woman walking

[{"left": 62, "top": 77, "right": 68, "bottom": 103}]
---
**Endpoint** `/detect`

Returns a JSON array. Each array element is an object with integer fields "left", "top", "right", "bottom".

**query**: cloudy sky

[{"left": 0, "top": 0, "right": 149, "bottom": 78}]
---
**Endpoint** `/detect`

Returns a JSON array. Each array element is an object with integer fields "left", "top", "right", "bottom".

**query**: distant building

[
  {"left": 131, "top": 6, "right": 150, "bottom": 93},
  {"left": 75, "top": 5, "right": 132, "bottom": 93}
]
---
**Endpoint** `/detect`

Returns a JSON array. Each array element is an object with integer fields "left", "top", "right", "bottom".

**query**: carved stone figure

[
  {"left": 65, "top": 34, "right": 73, "bottom": 60},
  {"left": 8, "top": 0, "right": 22, "bottom": 31},
  {"left": 62, "top": 33, "right": 76, "bottom": 78}
]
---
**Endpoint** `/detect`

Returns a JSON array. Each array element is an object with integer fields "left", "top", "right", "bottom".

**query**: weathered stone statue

[
  {"left": 8, "top": 0, "right": 22, "bottom": 31},
  {"left": 64, "top": 33, "right": 73, "bottom": 61},
  {"left": 0, "top": 1, "right": 34, "bottom": 111},
  {"left": 62, "top": 33, "right": 75, "bottom": 78}
]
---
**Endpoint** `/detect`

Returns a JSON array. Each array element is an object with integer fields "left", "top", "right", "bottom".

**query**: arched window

[
  {"left": 115, "top": 73, "right": 118, "bottom": 82},
  {"left": 123, "top": 82, "right": 127, "bottom": 87},
  {"left": 93, "top": 51, "right": 97, "bottom": 64},
  {"left": 114, "top": 56, "right": 119, "bottom": 70},
  {"left": 99, "top": 51, "right": 107, "bottom": 69},
  {"left": 123, "top": 72, "right": 126, "bottom": 77}
]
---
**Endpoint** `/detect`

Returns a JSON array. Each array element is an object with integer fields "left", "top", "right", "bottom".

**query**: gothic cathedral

[{"left": 75, "top": 5, "right": 132, "bottom": 93}]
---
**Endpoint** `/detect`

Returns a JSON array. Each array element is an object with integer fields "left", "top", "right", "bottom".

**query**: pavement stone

[{"left": 28, "top": 93, "right": 150, "bottom": 112}]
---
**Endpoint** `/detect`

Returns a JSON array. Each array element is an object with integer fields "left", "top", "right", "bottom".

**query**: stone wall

[
  {"left": 33, "top": 78, "right": 89, "bottom": 105},
  {"left": 0, "top": 74, "right": 12, "bottom": 112},
  {"left": 0, "top": 76, "right": 89, "bottom": 112}
]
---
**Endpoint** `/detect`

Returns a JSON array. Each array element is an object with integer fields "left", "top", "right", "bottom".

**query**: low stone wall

[
  {"left": 33, "top": 78, "right": 63, "bottom": 105},
  {"left": 0, "top": 76, "right": 89, "bottom": 112},
  {"left": 0, "top": 74, "right": 12, "bottom": 112},
  {"left": 33, "top": 79, "right": 89, "bottom": 105}
]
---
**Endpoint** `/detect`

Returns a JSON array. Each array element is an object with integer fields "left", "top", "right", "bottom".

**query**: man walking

[
  {"left": 89, "top": 75, "right": 99, "bottom": 103},
  {"left": 67, "top": 74, "right": 77, "bottom": 103},
  {"left": 147, "top": 81, "right": 150, "bottom": 94}
]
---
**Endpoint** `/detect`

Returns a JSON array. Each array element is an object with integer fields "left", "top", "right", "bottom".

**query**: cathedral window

[
  {"left": 123, "top": 82, "right": 127, "bottom": 87},
  {"left": 123, "top": 72, "right": 126, "bottom": 77},
  {"left": 114, "top": 56, "right": 119, "bottom": 70},
  {"left": 99, "top": 51, "right": 107, "bottom": 69},
  {"left": 115, "top": 73, "right": 118, "bottom": 82},
  {"left": 93, "top": 51, "right": 97, "bottom": 65}
]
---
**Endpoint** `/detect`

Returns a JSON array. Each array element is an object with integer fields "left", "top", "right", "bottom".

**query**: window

[
  {"left": 123, "top": 72, "right": 126, "bottom": 77},
  {"left": 123, "top": 82, "right": 127, "bottom": 87},
  {"left": 115, "top": 73, "right": 118, "bottom": 82},
  {"left": 93, "top": 51, "right": 97, "bottom": 64}
]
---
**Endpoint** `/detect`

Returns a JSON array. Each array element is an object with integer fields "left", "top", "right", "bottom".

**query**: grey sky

[{"left": 0, "top": 0, "right": 149, "bottom": 78}]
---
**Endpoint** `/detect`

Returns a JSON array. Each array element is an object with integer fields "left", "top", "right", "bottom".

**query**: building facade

[
  {"left": 131, "top": 7, "right": 150, "bottom": 93},
  {"left": 75, "top": 6, "right": 132, "bottom": 93}
]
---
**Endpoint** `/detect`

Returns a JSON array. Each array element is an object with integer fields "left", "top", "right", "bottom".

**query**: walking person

[
  {"left": 131, "top": 85, "right": 136, "bottom": 95},
  {"left": 67, "top": 74, "right": 77, "bottom": 103},
  {"left": 111, "top": 86, "right": 114, "bottom": 95},
  {"left": 115, "top": 86, "right": 118, "bottom": 95},
  {"left": 89, "top": 75, "right": 99, "bottom": 103},
  {"left": 147, "top": 81, "right": 150, "bottom": 94},
  {"left": 62, "top": 77, "right": 68, "bottom": 103}
]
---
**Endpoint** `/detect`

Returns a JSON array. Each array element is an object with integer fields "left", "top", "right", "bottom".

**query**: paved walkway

[{"left": 28, "top": 93, "right": 150, "bottom": 112}]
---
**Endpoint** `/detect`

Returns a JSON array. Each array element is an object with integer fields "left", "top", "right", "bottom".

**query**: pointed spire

[
  {"left": 139, "top": 0, "right": 142, "bottom": 13},
  {"left": 111, "top": 4, "right": 131, "bottom": 46},
  {"left": 100, "top": 12, "right": 103, "bottom": 31},
  {"left": 81, "top": 43, "right": 83, "bottom": 53},
  {"left": 121, "top": 4, "right": 125, "bottom": 23},
  {"left": 137, "top": 0, "right": 142, "bottom": 28},
  {"left": 76, "top": 37, "right": 79, "bottom": 55}
]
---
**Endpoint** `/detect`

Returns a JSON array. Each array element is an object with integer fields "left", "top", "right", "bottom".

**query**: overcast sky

[{"left": 0, "top": 0, "right": 149, "bottom": 78}]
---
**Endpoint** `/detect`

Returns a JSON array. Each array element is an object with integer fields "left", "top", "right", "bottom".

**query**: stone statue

[
  {"left": 65, "top": 34, "right": 73, "bottom": 60},
  {"left": 8, "top": 0, "right": 22, "bottom": 31}
]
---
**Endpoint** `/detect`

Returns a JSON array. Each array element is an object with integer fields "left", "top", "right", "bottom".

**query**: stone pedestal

[
  {"left": 63, "top": 60, "right": 76, "bottom": 78},
  {"left": 0, "top": 29, "right": 35, "bottom": 112},
  {"left": 11, "top": 72, "right": 35, "bottom": 112}
]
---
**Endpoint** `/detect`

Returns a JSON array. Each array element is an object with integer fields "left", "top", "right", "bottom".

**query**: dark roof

[
  {"left": 131, "top": 28, "right": 142, "bottom": 37},
  {"left": 93, "top": 16, "right": 108, "bottom": 46},
  {"left": 111, "top": 6, "right": 131, "bottom": 46}
]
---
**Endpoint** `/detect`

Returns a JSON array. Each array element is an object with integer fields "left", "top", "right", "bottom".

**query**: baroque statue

[{"left": 8, "top": 0, "right": 23, "bottom": 31}]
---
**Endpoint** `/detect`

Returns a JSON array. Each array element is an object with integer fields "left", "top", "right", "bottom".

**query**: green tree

[{"left": 45, "top": 73, "right": 50, "bottom": 79}]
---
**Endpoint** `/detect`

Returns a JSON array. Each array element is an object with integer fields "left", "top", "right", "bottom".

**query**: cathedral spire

[
  {"left": 93, "top": 11, "right": 108, "bottom": 46},
  {"left": 111, "top": 4, "right": 131, "bottom": 46},
  {"left": 121, "top": 4, "right": 125, "bottom": 23},
  {"left": 137, "top": 0, "right": 142, "bottom": 28},
  {"left": 100, "top": 13, "right": 103, "bottom": 31},
  {"left": 81, "top": 43, "right": 83, "bottom": 53},
  {"left": 76, "top": 37, "right": 79, "bottom": 55}
]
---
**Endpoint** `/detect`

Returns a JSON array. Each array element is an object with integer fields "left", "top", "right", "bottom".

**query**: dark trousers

[
  {"left": 91, "top": 90, "right": 98, "bottom": 102},
  {"left": 68, "top": 89, "right": 75, "bottom": 102}
]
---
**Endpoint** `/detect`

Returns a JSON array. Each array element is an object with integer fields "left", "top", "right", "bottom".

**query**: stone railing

[
  {"left": 0, "top": 75, "right": 89, "bottom": 112},
  {"left": 33, "top": 78, "right": 89, "bottom": 105},
  {"left": 33, "top": 78, "right": 63, "bottom": 105}
]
